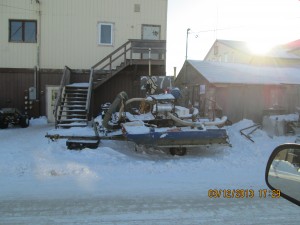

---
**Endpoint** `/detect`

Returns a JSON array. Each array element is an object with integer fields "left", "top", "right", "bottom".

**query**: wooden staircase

[
  {"left": 53, "top": 39, "right": 166, "bottom": 129},
  {"left": 92, "top": 61, "right": 127, "bottom": 89},
  {"left": 91, "top": 39, "right": 166, "bottom": 89},
  {"left": 56, "top": 84, "right": 89, "bottom": 128},
  {"left": 53, "top": 66, "right": 93, "bottom": 129}
]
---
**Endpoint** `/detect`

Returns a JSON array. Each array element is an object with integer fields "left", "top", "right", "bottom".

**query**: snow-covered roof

[
  {"left": 188, "top": 60, "right": 300, "bottom": 85},
  {"left": 266, "top": 48, "right": 300, "bottom": 59},
  {"left": 215, "top": 39, "right": 300, "bottom": 59},
  {"left": 216, "top": 39, "right": 250, "bottom": 54}
]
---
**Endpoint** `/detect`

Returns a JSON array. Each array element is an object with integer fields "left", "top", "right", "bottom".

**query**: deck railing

[
  {"left": 91, "top": 39, "right": 166, "bottom": 71},
  {"left": 73, "top": 39, "right": 166, "bottom": 121}
]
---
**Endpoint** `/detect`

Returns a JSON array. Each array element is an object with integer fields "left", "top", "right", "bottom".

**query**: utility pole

[
  {"left": 185, "top": 28, "right": 190, "bottom": 60},
  {"left": 185, "top": 28, "right": 190, "bottom": 85}
]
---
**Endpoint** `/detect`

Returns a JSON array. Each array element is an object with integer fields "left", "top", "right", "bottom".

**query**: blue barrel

[{"left": 171, "top": 88, "right": 182, "bottom": 99}]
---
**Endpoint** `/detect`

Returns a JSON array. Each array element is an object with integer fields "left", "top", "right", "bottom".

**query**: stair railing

[
  {"left": 91, "top": 39, "right": 166, "bottom": 87},
  {"left": 85, "top": 39, "right": 166, "bottom": 118},
  {"left": 85, "top": 68, "right": 94, "bottom": 119},
  {"left": 92, "top": 39, "right": 166, "bottom": 71},
  {"left": 54, "top": 66, "right": 71, "bottom": 128},
  {"left": 92, "top": 40, "right": 131, "bottom": 71}
]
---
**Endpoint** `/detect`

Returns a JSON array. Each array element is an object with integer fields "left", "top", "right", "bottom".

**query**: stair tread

[
  {"left": 65, "top": 90, "right": 87, "bottom": 92},
  {"left": 57, "top": 124, "right": 88, "bottom": 128},
  {"left": 65, "top": 90, "right": 88, "bottom": 93},
  {"left": 60, "top": 109, "right": 86, "bottom": 112},
  {"left": 65, "top": 92, "right": 87, "bottom": 95},
  {"left": 65, "top": 87, "right": 88, "bottom": 90},
  {"left": 62, "top": 105, "right": 86, "bottom": 107},
  {"left": 58, "top": 118, "right": 87, "bottom": 122},
  {"left": 63, "top": 97, "right": 87, "bottom": 100},
  {"left": 65, "top": 96, "right": 87, "bottom": 97},
  {"left": 66, "top": 83, "right": 89, "bottom": 88},
  {"left": 61, "top": 101, "right": 86, "bottom": 106},
  {"left": 65, "top": 86, "right": 88, "bottom": 89},
  {"left": 61, "top": 101, "right": 86, "bottom": 103},
  {"left": 59, "top": 114, "right": 87, "bottom": 117},
  {"left": 65, "top": 89, "right": 88, "bottom": 91},
  {"left": 65, "top": 93, "right": 87, "bottom": 98}
]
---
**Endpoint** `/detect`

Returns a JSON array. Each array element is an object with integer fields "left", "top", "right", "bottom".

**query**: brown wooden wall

[
  {"left": 214, "top": 85, "right": 266, "bottom": 122},
  {"left": 93, "top": 64, "right": 165, "bottom": 117},
  {"left": 0, "top": 68, "right": 34, "bottom": 111},
  {"left": 214, "top": 85, "right": 300, "bottom": 123},
  {"left": 2, "top": 65, "right": 298, "bottom": 123},
  {"left": 0, "top": 64, "right": 165, "bottom": 118},
  {"left": 174, "top": 63, "right": 300, "bottom": 123}
]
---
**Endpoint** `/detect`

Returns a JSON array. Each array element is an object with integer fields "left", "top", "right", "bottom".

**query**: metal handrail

[
  {"left": 54, "top": 66, "right": 71, "bottom": 128},
  {"left": 85, "top": 68, "right": 94, "bottom": 116}
]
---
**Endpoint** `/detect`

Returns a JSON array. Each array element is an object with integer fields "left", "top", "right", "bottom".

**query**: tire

[
  {"left": 0, "top": 114, "right": 8, "bottom": 129},
  {"left": 20, "top": 115, "right": 30, "bottom": 128},
  {"left": 169, "top": 147, "right": 187, "bottom": 156},
  {"left": 0, "top": 120, "right": 8, "bottom": 129}
]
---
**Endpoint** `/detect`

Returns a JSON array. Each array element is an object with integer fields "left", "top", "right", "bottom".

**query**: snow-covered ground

[{"left": 0, "top": 117, "right": 299, "bottom": 224}]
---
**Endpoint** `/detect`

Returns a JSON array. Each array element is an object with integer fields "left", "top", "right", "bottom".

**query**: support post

[{"left": 148, "top": 48, "right": 152, "bottom": 76}]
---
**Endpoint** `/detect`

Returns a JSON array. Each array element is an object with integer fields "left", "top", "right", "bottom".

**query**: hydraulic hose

[
  {"left": 102, "top": 91, "right": 128, "bottom": 130},
  {"left": 167, "top": 112, "right": 227, "bottom": 128}
]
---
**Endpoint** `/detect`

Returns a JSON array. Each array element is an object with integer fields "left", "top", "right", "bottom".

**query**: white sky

[{"left": 166, "top": 0, "right": 300, "bottom": 75}]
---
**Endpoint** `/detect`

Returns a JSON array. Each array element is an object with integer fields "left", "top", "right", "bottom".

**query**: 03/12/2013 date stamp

[{"left": 208, "top": 189, "right": 281, "bottom": 199}]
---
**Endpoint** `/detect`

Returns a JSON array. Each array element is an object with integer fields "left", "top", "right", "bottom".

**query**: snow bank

[
  {"left": 271, "top": 160, "right": 299, "bottom": 175},
  {"left": 29, "top": 116, "right": 48, "bottom": 126},
  {"left": 0, "top": 118, "right": 296, "bottom": 200}
]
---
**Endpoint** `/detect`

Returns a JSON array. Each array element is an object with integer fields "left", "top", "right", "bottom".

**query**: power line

[{"left": 190, "top": 26, "right": 246, "bottom": 35}]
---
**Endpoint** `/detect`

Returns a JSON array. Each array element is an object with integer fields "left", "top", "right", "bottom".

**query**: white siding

[
  {"left": 205, "top": 42, "right": 251, "bottom": 64},
  {"left": 0, "top": 0, "right": 168, "bottom": 69},
  {"left": 0, "top": 0, "right": 39, "bottom": 68}
]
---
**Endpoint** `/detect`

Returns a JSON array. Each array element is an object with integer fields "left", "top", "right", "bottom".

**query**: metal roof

[
  {"left": 216, "top": 39, "right": 250, "bottom": 54},
  {"left": 216, "top": 39, "right": 300, "bottom": 59},
  {"left": 188, "top": 60, "right": 300, "bottom": 85}
]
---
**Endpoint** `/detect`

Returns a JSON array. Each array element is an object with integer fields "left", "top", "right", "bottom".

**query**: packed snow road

[
  {"left": 0, "top": 195, "right": 299, "bottom": 225},
  {"left": 0, "top": 118, "right": 299, "bottom": 224}
]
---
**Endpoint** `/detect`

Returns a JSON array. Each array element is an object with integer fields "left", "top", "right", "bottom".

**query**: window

[
  {"left": 9, "top": 20, "right": 37, "bottom": 43},
  {"left": 98, "top": 23, "right": 113, "bottom": 45},
  {"left": 142, "top": 25, "right": 160, "bottom": 40}
]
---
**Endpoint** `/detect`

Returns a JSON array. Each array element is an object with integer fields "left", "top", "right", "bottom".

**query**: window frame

[
  {"left": 9, "top": 19, "right": 37, "bottom": 43},
  {"left": 98, "top": 22, "right": 114, "bottom": 46}
]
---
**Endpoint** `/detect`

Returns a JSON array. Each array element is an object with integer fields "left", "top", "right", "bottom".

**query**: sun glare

[{"left": 247, "top": 41, "right": 277, "bottom": 55}]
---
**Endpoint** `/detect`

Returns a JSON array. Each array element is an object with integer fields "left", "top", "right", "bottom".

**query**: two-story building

[
  {"left": 175, "top": 39, "right": 300, "bottom": 123},
  {"left": 0, "top": 0, "right": 168, "bottom": 122},
  {"left": 204, "top": 39, "right": 300, "bottom": 66}
]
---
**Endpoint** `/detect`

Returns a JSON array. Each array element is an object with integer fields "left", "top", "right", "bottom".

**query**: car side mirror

[{"left": 265, "top": 144, "right": 300, "bottom": 206}]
